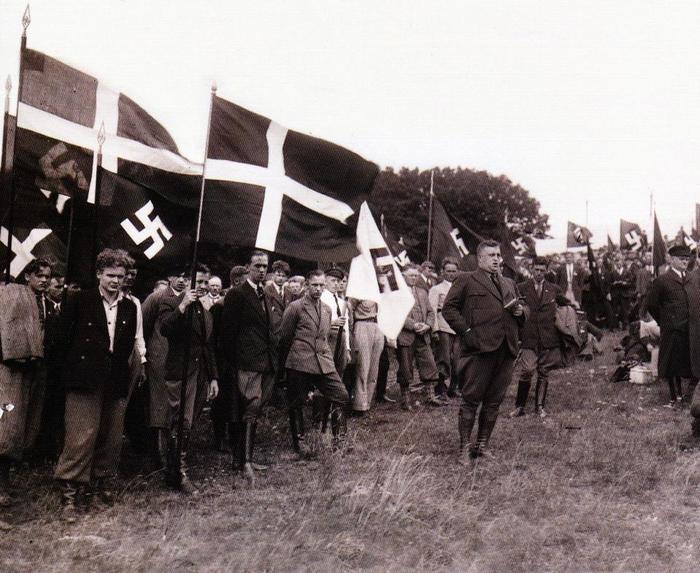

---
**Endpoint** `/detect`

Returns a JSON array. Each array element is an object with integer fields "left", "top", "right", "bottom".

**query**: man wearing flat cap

[{"left": 647, "top": 244, "right": 700, "bottom": 410}]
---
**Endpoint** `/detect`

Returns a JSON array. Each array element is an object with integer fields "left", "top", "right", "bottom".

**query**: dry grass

[{"left": 1, "top": 333, "right": 699, "bottom": 572}]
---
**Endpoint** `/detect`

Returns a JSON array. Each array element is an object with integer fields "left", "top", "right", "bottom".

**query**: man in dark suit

[
  {"left": 647, "top": 244, "right": 700, "bottom": 408},
  {"left": 397, "top": 265, "right": 442, "bottom": 410},
  {"left": 280, "top": 269, "right": 350, "bottom": 453},
  {"left": 160, "top": 263, "right": 219, "bottom": 493},
  {"left": 53, "top": 249, "right": 138, "bottom": 522},
  {"left": 264, "top": 259, "right": 290, "bottom": 333},
  {"left": 221, "top": 251, "right": 279, "bottom": 485},
  {"left": 416, "top": 260, "right": 438, "bottom": 292},
  {"left": 141, "top": 268, "right": 187, "bottom": 470},
  {"left": 510, "top": 257, "right": 561, "bottom": 418},
  {"left": 442, "top": 240, "right": 528, "bottom": 462},
  {"left": 608, "top": 254, "right": 636, "bottom": 328},
  {"left": 635, "top": 252, "right": 654, "bottom": 319},
  {"left": 556, "top": 252, "right": 586, "bottom": 308}
]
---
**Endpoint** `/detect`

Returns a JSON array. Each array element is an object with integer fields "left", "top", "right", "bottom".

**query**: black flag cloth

[
  {"left": 430, "top": 198, "right": 481, "bottom": 271},
  {"left": 202, "top": 96, "right": 378, "bottom": 262},
  {"left": 567, "top": 221, "right": 592, "bottom": 248},
  {"left": 620, "top": 219, "right": 646, "bottom": 251},
  {"left": 8, "top": 49, "right": 201, "bottom": 280},
  {"left": 653, "top": 212, "right": 666, "bottom": 273}
]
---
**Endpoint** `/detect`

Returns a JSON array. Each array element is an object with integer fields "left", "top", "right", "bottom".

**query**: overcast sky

[{"left": 2, "top": 0, "right": 699, "bottom": 253}]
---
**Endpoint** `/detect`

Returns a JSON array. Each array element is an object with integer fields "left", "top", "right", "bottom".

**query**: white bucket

[{"left": 629, "top": 365, "right": 654, "bottom": 385}]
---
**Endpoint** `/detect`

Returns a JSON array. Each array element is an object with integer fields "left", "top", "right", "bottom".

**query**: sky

[{"left": 1, "top": 0, "right": 700, "bottom": 254}]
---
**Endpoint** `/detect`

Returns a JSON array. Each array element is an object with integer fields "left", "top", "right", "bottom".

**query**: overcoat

[{"left": 647, "top": 269, "right": 700, "bottom": 378}]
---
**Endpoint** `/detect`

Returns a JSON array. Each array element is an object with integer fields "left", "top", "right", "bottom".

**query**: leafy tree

[{"left": 369, "top": 166, "right": 549, "bottom": 259}]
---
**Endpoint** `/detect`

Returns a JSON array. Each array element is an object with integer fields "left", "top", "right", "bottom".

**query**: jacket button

[
  {"left": 87, "top": 322, "right": 92, "bottom": 326},
  {"left": 80, "top": 355, "right": 85, "bottom": 360},
  {"left": 86, "top": 338, "right": 90, "bottom": 342}
]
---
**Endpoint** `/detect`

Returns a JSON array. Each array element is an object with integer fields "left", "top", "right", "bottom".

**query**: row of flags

[{"left": 1, "top": 42, "right": 415, "bottom": 338}]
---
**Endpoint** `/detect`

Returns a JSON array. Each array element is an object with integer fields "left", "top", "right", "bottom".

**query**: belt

[{"left": 355, "top": 317, "right": 377, "bottom": 323}]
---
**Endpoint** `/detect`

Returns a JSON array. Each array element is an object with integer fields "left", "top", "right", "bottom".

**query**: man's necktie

[
  {"left": 333, "top": 294, "right": 341, "bottom": 316},
  {"left": 490, "top": 273, "right": 502, "bottom": 295},
  {"left": 36, "top": 294, "right": 46, "bottom": 327}
]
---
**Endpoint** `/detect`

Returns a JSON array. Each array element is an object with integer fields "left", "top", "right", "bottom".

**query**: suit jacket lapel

[
  {"left": 92, "top": 289, "right": 109, "bottom": 344},
  {"left": 475, "top": 269, "right": 503, "bottom": 302},
  {"left": 303, "top": 297, "right": 320, "bottom": 327},
  {"left": 245, "top": 282, "right": 266, "bottom": 320}
]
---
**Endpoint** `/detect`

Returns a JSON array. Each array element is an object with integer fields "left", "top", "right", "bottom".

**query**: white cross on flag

[
  {"left": 0, "top": 225, "right": 64, "bottom": 278},
  {"left": 202, "top": 96, "right": 378, "bottom": 262},
  {"left": 15, "top": 49, "right": 201, "bottom": 203}
]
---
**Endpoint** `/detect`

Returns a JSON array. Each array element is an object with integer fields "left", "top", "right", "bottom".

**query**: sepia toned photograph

[{"left": 0, "top": 1, "right": 698, "bottom": 571}]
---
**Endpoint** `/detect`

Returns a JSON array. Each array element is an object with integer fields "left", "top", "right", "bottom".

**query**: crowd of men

[{"left": 0, "top": 238, "right": 698, "bottom": 524}]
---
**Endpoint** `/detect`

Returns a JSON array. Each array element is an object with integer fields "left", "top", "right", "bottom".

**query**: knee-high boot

[
  {"left": 243, "top": 422, "right": 256, "bottom": 485},
  {"left": 457, "top": 405, "right": 477, "bottom": 465},
  {"left": 515, "top": 378, "right": 531, "bottom": 408},
  {"left": 474, "top": 410, "right": 498, "bottom": 458},
  {"left": 230, "top": 422, "right": 244, "bottom": 472},
  {"left": 330, "top": 403, "right": 346, "bottom": 449}
]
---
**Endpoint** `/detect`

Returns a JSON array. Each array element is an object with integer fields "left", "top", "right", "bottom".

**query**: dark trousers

[
  {"left": 211, "top": 370, "right": 234, "bottom": 440},
  {"left": 611, "top": 291, "right": 631, "bottom": 328},
  {"left": 433, "top": 332, "right": 455, "bottom": 393},
  {"left": 514, "top": 347, "right": 560, "bottom": 408},
  {"left": 690, "top": 381, "right": 700, "bottom": 435},
  {"left": 459, "top": 342, "right": 515, "bottom": 448},
  {"left": 376, "top": 345, "right": 391, "bottom": 400},
  {"left": 396, "top": 338, "right": 439, "bottom": 390},
  {"left": 286, "top": 369, "right": 350, "bottom": 410}
]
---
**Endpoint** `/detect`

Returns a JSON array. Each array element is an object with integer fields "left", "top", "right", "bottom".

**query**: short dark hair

[
  {"left": 271, "top": 260, "right": 291, "bottom": 276},
  {"left": 230, "top": 265, "right": 248, "bottom": 283},
  {"left": 441, "top": 257, "right": 459, "bottom": 270},
  {"left": 249, "top": 250, "right": 269, "bottom": 263},
  {"left": 24, "top": 258, "right": 52, "bottom": 276},
  {"left": 96, "top": 249, "right": 132, "bottom": 273},
  {"left": 307, "top": 269, "right": 325, "bottom": 281},
  {"left": 476, "top": 240, "right": 500, "bottom": 256},
  {"left": 533, "top": 256, "right": 548, "bottom": 267},
  {"left": 420, "top": 260, "right": 436, "bottom": 269}
]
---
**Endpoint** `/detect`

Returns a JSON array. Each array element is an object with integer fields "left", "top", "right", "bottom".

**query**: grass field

[{"left": 1, "top": 334, "right": 698, "bottom": 573}]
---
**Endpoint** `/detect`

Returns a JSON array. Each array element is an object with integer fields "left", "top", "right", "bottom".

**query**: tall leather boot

[
  {"left": 474, "top": 413, "right": 498, "bottom": 460},
  {"left": 424, "top": 381, "right": 443, "bottom": 406},
  {"left": 289, "top": 408, "right": 300, "bottom": 453},
  {"left": 249, "top": 423, "right": 268, "bottom": 471},
  {"left": 242, "top": 421, "right": 256, "bottom": 486},
  {"left": 457, "top": 406, "right": 476, "bottom": 466},
  {"left": 0, "top": 457, "right": 12, "bottom": 507},
  {"left": 178, "top": 429, "right": 196, "bottom": 495},
  {"left": 515, "top": 378, "right": 531, "bottom": 409},
  {"left": 330, "top": 403, "right": 346, "bottom": 450},
  {"left": 536, "top": 378, "right": 549, "bottom": 417},
  {"left": 230, "top": 422, "right": 244, "bottom": 473},
  {"left": 400, "top": 389, "right": 413, "bottom": 411},
  {"left": 165, "top": 429, "right": 181, "bottom": 489}
]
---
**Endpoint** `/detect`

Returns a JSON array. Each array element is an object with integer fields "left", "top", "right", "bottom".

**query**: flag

[
  {"left": 567, "top": 221, "right": 592, "bottom": 248},
  {"left": 679, "top": 227, "right": 697, "bottom": 251},
  {"left": 346, "top": 202, "right": 414, "bottom": 339},
  {"left": 586, "top": 240, "right": 605, "bottom": 297},
  {"left": 430, "top": 198, "right": 481, "bottom": 271},
  {"left": 607, "top": 234, "right": 615, "bottom": 251},
  {"left": 0, "top": 223, "right": 66, "bottom": 278},
  {"left": 653, "top": 212, "right": 666, "bottom": 273},
  {"left": 202, "top": 95, "right": 378, "bottom": 262},
  {"left": 620, "top": 219, "right": 646, "bottom": 251},
  {"left": 381, "top": 224, "right": 412, "bottom": 269},
  {"left": 9, "top": 49, "right": 201, "bottom": 281}
]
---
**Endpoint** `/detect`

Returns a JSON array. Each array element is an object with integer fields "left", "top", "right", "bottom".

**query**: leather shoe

[{"left": 509, "top": 406, "right": 525, "bottom": 418}]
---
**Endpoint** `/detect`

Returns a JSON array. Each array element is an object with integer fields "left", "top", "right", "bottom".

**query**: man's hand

[
  {"left": 511, "top": 303, "right": 524, "bottom": 317},
  {"left": 208, "top": 379, "right": 219, "bottom": 400},
  {"left": 137, "top": 364, "right": 147, "bottom": 387},
  {"left": 178, "top": 289, "right": 198, "bottom": 313},
  {"left": 331, "top": 317, "right": 347, "bottom": 329}
]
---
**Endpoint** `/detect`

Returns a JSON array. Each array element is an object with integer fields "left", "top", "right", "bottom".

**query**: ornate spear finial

[
  {"left": 97, "top": 120, "right": 106, "bottom": 151},
  {"left": 211, "top": 81, "right": 217, "bottom": 95},
  {"left": 22, "top": 5, "right": 31, "bottom": 32}
]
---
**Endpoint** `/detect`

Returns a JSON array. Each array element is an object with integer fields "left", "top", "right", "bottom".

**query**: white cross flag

[
  {"left": 346, "top": 203, "right": 415, "bottom": 340},
  {"left": 201, "top": 96, "right": 378, "bottom": 262},
  {"left": 10, "top": 49, "right": 201, "bottom": 273}
]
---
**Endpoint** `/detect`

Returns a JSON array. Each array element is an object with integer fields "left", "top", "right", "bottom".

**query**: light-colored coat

[{"left": 0, "top": 284, "right": 43, "bottom": 362}]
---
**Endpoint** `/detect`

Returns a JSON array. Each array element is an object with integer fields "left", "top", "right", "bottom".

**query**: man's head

[
  {"left": 325, "top": 267, "right": 345, "bottom": 294},
  {"left": 229, "top": 265, "right": 248, "bottom": 288},
  {"left": 306, "top": 269, "right": 326, "bottom": 300},
  {"left": 153, "top": 279, "right": 169, "bottom": 294},
  {"left": 248, "top": 251, "right": 269, "bottom": 284},
  {"left": 96, "top": 249, "right": 131, "bottom": 296},
  {"left": 24, "top": 259, "right": 52, "bottom": 295},
  {"left": 271, "top": 260, "right": 291, "bottom": 286},
  {"left": 48, "top": 275, "right": 65, "bottom": 302},
  {"left": 122, "top": 258, "right": 138, "bottom": 291},
  {"left": 167, "top": 266, "right": 188, "bottom": 293},
  {"left": 532, "top": 256, "right": 548, "bottom": 282},
  {"left": 441, "top": 257, "right": 459, "bottom": 283},
  {"left": 668, "top": 245, "right": 691, "bottom": 272},
  {"left": 476, "top": 240, "right": 502, "bottom": 274},
  {"left": 208, "top": 276, "right": 222, "bottom": 296},
  {"left": 642, "top": 252, "right": 652, "bottom": 266},
  {"left": 420, "top": 260, "right": 436, "bottom": 277},
  {"left": 192, "top": 263, "right": 211, "bottom": 298},
  {"left": 614, "top": 253, "right": 624, "bottom": 266},
  {"left": 287, "top": 276, "right": 304, "bottom": 296},
  {"left": 403, "top": 264, "right": 421, "bottom": 287},
  {"left": 564, "top": 252, "right": 575, "bottom": 265}
]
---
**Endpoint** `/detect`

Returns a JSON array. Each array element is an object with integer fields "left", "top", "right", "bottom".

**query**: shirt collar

[
  {"left": 672, "top": 267, "right": 684, "bottom": 278},
  {"left": 247, "top": 278, "right": 261, "bottom": 290},
  {"left": 99, "top": 287, "right": 123, "bottom": 308}
]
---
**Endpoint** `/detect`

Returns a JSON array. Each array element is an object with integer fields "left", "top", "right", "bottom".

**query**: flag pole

[
  {"left": 170, "top": 83, "right": 216, "bottom": 487},
  {"left": 426, "top": 169, "right": 434, "bottom": 262},
  {"left": 4, "top": 5, "right": 30, "bottom": 283},
  {"left": 89, "top": 122, "right": 106, "bottom": 284},
  {"left": 1, "top": 76, "right": 12, "bottom": 246}
]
